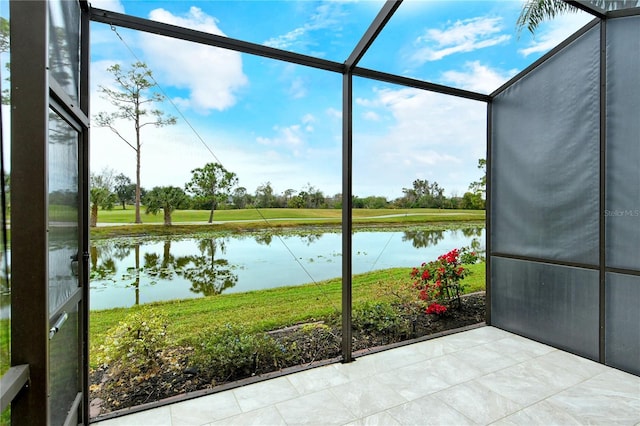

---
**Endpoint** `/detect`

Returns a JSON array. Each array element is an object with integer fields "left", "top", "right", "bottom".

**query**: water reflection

[
  {"left": 89, "top": 227, "right": 484, "bottom": 310},
  {"left": 180, "top": 238, "right": 238, "bottom": 296},
  {"left": 253, "top": 231, "right": 323, "bottom": 246},
  {"left": 90, "top": 245, "right": 116, "bottom": 281},
  {"left": 402, "top": 229, "right": 445, "bottom": 248},
  {"left": 144, "top": 241, "right": 183, "bottom": 281},
  {"left": 254, "top": 233, "right": 273, "bottom": 245}
]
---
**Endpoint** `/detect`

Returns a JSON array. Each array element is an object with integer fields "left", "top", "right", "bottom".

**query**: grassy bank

[
  {"left": 91, "top": 207, "right": 485, "bottom": 238},
  {"left": 89, "top": 262, "right": 485, "bottom": 367}
]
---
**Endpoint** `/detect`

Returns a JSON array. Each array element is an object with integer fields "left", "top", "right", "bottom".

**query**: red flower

[
  {"left": 421, "top": 270, "right": 430, "bottom": 280},
  {"left": 419, "top": 289, "right": 428, "bottom": 300},
  {"left": 426, "top": 303, "right": 447, "bottom": 315}
]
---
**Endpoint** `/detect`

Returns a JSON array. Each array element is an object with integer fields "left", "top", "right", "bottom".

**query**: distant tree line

[{"left": 89, "top": 158, "right": 486, "bottom": 226}]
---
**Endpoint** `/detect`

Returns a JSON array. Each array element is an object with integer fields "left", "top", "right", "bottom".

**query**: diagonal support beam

[
  {"left": 564, "top": 0, "right": 607, "bottom": 18},
  {"left": 90, "top": 8, "right": 345, "bottom": 74},
  {"left": 345, "top": 0, "right": 402, "bottom": 70}
]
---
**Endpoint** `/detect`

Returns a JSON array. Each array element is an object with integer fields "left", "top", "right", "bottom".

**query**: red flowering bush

[{"left": 411, "top": 247, "right": 477, "bottom": 316}]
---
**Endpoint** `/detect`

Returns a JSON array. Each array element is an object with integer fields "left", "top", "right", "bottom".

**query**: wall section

[
  {"left": 604, "top": 15, "right": 640, "bottom": 375},
  {"left": 491, "top": 16, "right": 640, "bottom": 376}
]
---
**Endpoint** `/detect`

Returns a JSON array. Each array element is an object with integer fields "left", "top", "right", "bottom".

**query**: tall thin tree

[{"left": 95, "top": 62, "right": 176, "bottom": 223}]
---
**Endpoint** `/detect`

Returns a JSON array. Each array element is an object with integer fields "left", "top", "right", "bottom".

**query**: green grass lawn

[
  {"left": 89, "top": 262, "right": 485, "bottom": 367},
  {"left": 96, "top": 207, "right": 485, "bottom": 224},
  {"left": 0, "top": 319, "right": 8, "bottom": 376}
]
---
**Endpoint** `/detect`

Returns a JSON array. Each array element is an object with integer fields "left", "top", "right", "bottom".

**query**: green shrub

[
  {"left": 352, "top": 301, "right": 411, "bottom": 337},
  {"left": 98, "top": 310, "right": 168, "bottom": 374},
  {"left": 191, "top": 324, "right": 288, "bottom": 383}
]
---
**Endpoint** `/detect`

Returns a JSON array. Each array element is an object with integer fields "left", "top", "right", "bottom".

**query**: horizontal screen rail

[{"left": 0, "top": 364, "right": 30, "bottom": 412}]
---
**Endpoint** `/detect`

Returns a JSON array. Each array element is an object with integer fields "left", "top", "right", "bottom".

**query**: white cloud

[
  {"left": 140, "top": 7, "right": 248, "bottom": 113},
  {"left": 302, "top": 114, "right": 315, "bottom": 132},
  {"left": 288, "top": 77, "right": 308, "bottom": 99},
  {"left": 518, "top": 13, "right": 594, "bottom": 57},
  {"left": 412, "top": 151, "right": 462, "bottom": 166},
  {"left": 265, "top": 27, "right": 307, "bottom": 50},
  {"left": 88, "top": 0, "right": 124, "bottom": 13},
  {"left": 326, "top": 108, "right": 341, "bottom": 119},
  {"left": 355, "top": 97, "right": 377, "bottom": 108},
  {"left": 263, "top": 2, "right": 345, "bottom": 52},
  {"left": 441, "top": 61, "right": 518, "bottom": 93},
  {"left": 362, "top": 111, "right": 380, "bottom": 121},
  {"left": 412, "top": 16, "right": 511, "bottom": 63},
  {"left": 353, "top": 86, "right": 486, "bottom": 198},
  {"left": 257, "top": 124, "right": 304, "bottom": 151}
]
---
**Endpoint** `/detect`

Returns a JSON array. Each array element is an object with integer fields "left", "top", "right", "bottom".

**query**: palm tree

[
  {"left": 144, "top": 186, "right": 188, "bottom": 226},
  {"left": 517, "top": 0, "right": 640, "bottom": 34},
  {"left": 90, "top": 170, "right": 117, "bottom": 227}
]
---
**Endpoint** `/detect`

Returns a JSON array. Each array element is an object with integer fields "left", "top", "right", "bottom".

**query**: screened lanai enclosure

[{"left": 2, "top": 0, "right": 640, "bottom": 424}]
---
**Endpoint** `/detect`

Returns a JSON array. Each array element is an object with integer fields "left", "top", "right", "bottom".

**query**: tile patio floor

[{"left": 95, "top": 326, "right": 640, "bottom": 425}]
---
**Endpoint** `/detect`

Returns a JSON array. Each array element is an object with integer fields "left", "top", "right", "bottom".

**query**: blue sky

[{"left": 88, "top": 0, "right": 593, "bottom": 200}]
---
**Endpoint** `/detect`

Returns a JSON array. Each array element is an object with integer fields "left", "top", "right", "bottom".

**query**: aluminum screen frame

[{"left": 490, "top": 13, "right": 640, "bottom": 377}]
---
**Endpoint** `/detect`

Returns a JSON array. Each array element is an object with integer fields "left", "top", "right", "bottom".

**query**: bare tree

[{"left": 94, "top": 62, "right": 176, "bottom": 223}]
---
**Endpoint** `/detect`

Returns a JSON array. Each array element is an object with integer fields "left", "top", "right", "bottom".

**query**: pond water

[{"left": 89, "top": 227, "right": 484, "bottom": 311}]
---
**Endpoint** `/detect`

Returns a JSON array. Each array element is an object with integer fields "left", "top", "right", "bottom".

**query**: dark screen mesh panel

[
  {"left": 49, "top": 305, "right": 79, "bottom": 425},
  {"left": 490, "top": 257, "right": 599, "bottom": 360},
  {"left": 491, "top": 25, "right": 600, "bottom": 265},
  {"left": 605, "top": 273, "right": 640, "bottom": 376},
  {"left": 605, "top": 16, "right": 640, "bottom": 272}
]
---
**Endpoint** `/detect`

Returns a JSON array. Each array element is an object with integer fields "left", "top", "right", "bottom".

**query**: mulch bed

[{"left": 90, "top": 292, "right": 485, "bottom": 418}]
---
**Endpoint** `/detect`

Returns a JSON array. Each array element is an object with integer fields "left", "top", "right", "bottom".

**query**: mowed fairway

[{"left": 96, "top": 207, "right": 485, "bottom": 224}]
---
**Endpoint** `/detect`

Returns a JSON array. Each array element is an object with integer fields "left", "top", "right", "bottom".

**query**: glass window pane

[
  {"left": 1, "top": 1, "right": 10, "bottom": 387},
  {"left": 1, "top": 3, "right": 11, "bottom": 420},
  {"left": 48, "top": 110, "right": 79, "bottom": 315},
  {"left": 49, "top": 0, "right": 80, "bottom": 102}
]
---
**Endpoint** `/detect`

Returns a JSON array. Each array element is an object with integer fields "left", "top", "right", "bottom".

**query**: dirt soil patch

[{"left": 90, "top": 292, "right": 485, "bottom": 418}]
